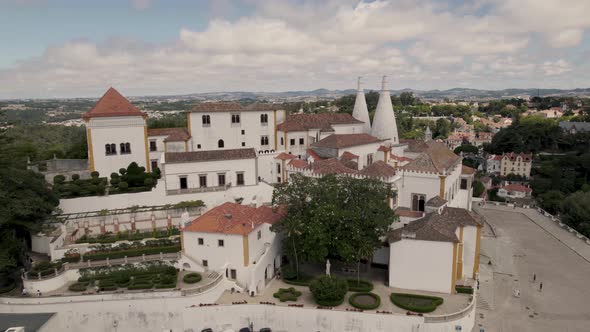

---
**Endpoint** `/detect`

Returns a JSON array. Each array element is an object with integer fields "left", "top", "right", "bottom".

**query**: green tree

[{"left": 561, "top": 191, "right": 590, "bottom": 237}]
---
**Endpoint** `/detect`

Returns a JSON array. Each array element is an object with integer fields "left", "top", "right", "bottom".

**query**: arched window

[
  {"left": 120, "top": 143, "right": 125, "bottom": 153},
  {"left": 105, "top": 144, "right": 111, "bottom": 155},
  {"left": 110, "top": 143, "right": 117, "bottom": 154},
  {"left": 412, "top": 194, "right": 426, "bottom": 212},
  {"left": 125, "top": 142, "right": 131, "bottom": 153},
  {"left": 202, "top": 115, "right": 211, "bottom": 126},
  {"left": 218, "top": 139, "right": 224, "bottom": 148}
]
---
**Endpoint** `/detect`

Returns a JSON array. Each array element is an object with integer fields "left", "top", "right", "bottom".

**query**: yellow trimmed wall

[{"left": 242, "top": 235, "right": 249, "bottom": 266}]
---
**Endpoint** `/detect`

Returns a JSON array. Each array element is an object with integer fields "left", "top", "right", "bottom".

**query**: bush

[
  {"left": 273, "top": 287, "right": 302, "bottom": 302},
  {"left": 91, "top": 171, "right": 100, "bottom": 178},
  {"left": 183, "top": 272, "right": 202, "bottom": 284},
  {"left": 390, "top": 293, "right": 444, "bottom": 313},
  {"left": 110, "top": 172, "right": 119, "bottom": 179},
  {"left": 283, "top": 275, "right": 314, "bottom": 286},
  {"left": 309, "top": 276, "right": 348, "bottom": 307},
  {"left": 281, "top": 265, "right": 298, "bottom": 280},
  {"left": 82, "top": 245, "right": 181, "bottom": 261},
  {"left": 71, "top": 174, "right": 80, "bottom": 181},
  {"left": 69, "top": 282, "right": 88, "bottom": 292},
  {"left": 53, "top": 175, "right": 66, "bottom": 184},
  {"left": 119, "top": 168, "right": 127, "bottom": 175},
  {"left": 128, "top": 283, "right": 153, "bottom": 290},
  {"left": 118, "top": 181, "right": 129, "bottom": 190},
  {"left": 0, "top": 279, "right": 16, "bottom": 294},
  {"left": 455, "top": 286, "right": 474, "bottom": 294},
  {"left": 144, "top": 178, "right": 154, "bottom": 186},
  {"left": 349, "top": 292, "right": 381, "bottom": 310},
  {"left": 346, "top": 279, "right": 373, "bottom": 292}
]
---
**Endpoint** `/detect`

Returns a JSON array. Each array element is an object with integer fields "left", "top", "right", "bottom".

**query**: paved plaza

[{"left": 474, "top": 206, "right": 590, "bottom": 332}]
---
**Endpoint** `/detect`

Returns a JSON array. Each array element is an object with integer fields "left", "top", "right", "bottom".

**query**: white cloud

[{"left": 0, "top": 0, "right": 588, "bottom": 98}]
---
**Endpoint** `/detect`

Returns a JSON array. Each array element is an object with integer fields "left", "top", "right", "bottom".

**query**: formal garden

[
  {"left": 68, "top": 262, "right": 182, "bottom": 292},
  {"left": 75, "top": 227, "right": 180, "bottom": 244},
  {"left": 60, "top": 238, "right": 181, "bottom": 263}
]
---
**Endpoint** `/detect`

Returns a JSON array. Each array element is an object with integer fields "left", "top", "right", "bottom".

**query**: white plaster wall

[
  {"left": 395, "top": 172, "right": 440, "bottom": 210},
  {"left": 331, "top": 123, "right": 366, "bottom": 135},
  {"left": 183, "top": 231, "right": 244, "bottom": 275},
  {"left": 277, "top": 129, "right": 316, "bottom": 158},
  {"left": 165, "top": 141, "right": 186, "bottom": 152},
  {"left": 31, "top": 234, "right": 51, "bottom": 255},
  {"left": 389, "top": 239, "right": 453, "bottom": 293},
  {"left": 164, "top": 157, "right": 257, "bottom": 191},
  {"left": 88, "top": 116, "right": 148, "bottom": 176},
  {"left": 257, "top": 152, "right": 282, "bottom": 183},
  {"left": 23, "top": 269, "right": 80, "bottom": 294},
  {"left": 189, "top": 110, "right": 285, "bottom": 151},
  {"left": 461, "top": 226, "right": 478, "bottom": 280},
  {"left": 340, "top": 142, "right": 382, "bottom": 170},
  {"left": 59, "top": 180, "right": 274, "bottom": 214}
]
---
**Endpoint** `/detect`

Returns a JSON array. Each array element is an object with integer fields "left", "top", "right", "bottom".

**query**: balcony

[{"left": 167, "top": 183, "right": 232, "bottom": 195}]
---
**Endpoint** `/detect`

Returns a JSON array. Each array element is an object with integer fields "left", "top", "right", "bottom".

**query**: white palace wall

[{"left": 59, "top": 179, "right": 274, "bottom": 214}]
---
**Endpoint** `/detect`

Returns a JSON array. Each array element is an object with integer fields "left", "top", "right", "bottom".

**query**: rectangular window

[
  {"left": 197, "top": 144, "right": 201, "bottom": 149},
  {"left": 202, "top": 115, "right": 211, "bottom": 126},
  {"left": 151, "top": 160, "right": 158, "bottom": 171},
  {"left": 241, "top": 129, "right": 245, "bottom": 135},
  {"left": 276, "top": 163, "right": 281, "bottom": 173},
  {"left": 198, "top": 238, "right": 204, "bottom": 245},
  {"left": 149, "top": 140, "right": 157, "bottom": 152},
  {"left": 231, "top": 114, "right": 241, "bottom": 124},
  {"left": 237, "top": 172, "right": 245, "bottom": 186},
  {"left": 257, "top": 230, "right": 261, "bottom": 240},
  {"left": 277, "top": 176, "right": 281, "bottom": 183},
  {"left": 218, "top": 173, "right": 226, "bottom": 186},
  {"left": 199, "top": 175, "right": 207, "bottom": 187},
  {"left": 180, "top": 176, "right": 188, "bottom": 190},
  {"left": 367, "top": 154, "right": 373, "bottom": 165},
  {"left": 280, "top": 137, "right": 284, "bottom": 146},
  {"left": 290, "top": 138, "right": 295, "bottom": 146},
  {"left": 241, "top": 142, "right": 246, "bottom": 147},
  {"left": 218, "top": 239, "right": 224, "bottom": 247},
  {"left": 260, "top": 114, "right": 268, "bottom": 125},
  {"left": 261, "top": 135, "right": 269, "bottom": 146},
  {"left": 299, "top": 138, "right": 304, "bottom": 145},
  {"left": 203, "top": 260, "right": 208, "bottom": 267},
  {"left": 230, "top": 269, "right": 237, "bottom": 279}
]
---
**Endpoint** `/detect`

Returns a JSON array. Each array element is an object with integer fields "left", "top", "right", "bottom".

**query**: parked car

[
  {"left": 259, "top": 329, "right": 272, "bottom": 332},
  {"left": 201, "top": 329, "right": 213, "bottom": 332},
  {"left": 238, "top": 328, "right": 250, "bottom": 332}
]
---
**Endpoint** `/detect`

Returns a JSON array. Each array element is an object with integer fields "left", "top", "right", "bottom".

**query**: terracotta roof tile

[
  {"left": 395, "top": 207, "right": 425, "bottom": 218},
  {"left": 165, "top": 148, "right": 256, "bottom": 163},
  {"left": 306, "top": 149, "right": 323, "bottom": 161},
  {"left": 148, "top": 128, "right": 191, "bottom": 142},
  {"left": 359, "top": 160, "right": 396, "bottom": 178},
  {"left": 377, "top": 145, "right": 391, "bottom": 152},
  {"left": 388, "top": 207, "right": 482, "bottom": 243},
  {"left": 426, "top": 196, "right": 447, "bottom": 207},
  {"left": 83, "top": 87, "right": 146, "bottom": 120},
  {"left": 401, "top": 141, "right": 460, "bottom": 174},
  {"left": 184, "top": 202, "right": 285, "bottom": 235},
  {"left": 461, "top": 165, "right": 476, "bottom": 175},
  {"left": 340, "top": 151, "right": 359, "bottom": 160},
  {"left": 288, "top": 159, "right": 308, "bottom": 169},
  {"left": 312, "top": 133, "right": 382, "bottom": 149},
  {"left": 307, "top": 158, "right": 358, "bottom": 175},
  {"left": 275, "top": 152, "right": 297, "bottom": 161},
  {"left": 400, "top": 139, "right": 429, "bottom": 153},
  {"left": 277, "top": 113, "right": 363, "bottom": 132}
]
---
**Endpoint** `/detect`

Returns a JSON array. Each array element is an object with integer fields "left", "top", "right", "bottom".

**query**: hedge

[
  {"left": 76, "top": 228, "right": 180, "bottom": 244},
  {"left": 390, "top": 293, "right": 444, "bottom": 313},
  {"left": 346, "top": 279, "right": 374, "bottom": 292},
  {"left": 183, "top": 273, "right": 202, "bottom": 284},
  {"left": 309, "top": 276, "right": 348, "bottom": 307},
  {"left": 128, "top": 283, "right": 153, "bottom": 290},
  {"left": 68, "top": 282, "right": 89, "bottom": 292},
  {"left": 0, "top": 280, "right": 16, "bottom": 294},
  {"left": 82, "top": 245, "right": 180, "bottom": 261},
  {"left": 455, "top": 286, "right": 474, "bottom": 294},
  {"left": 273, "top": 287, "right": 302, "bottom": 302},
  {"left": 349, "top": 292, "right": 381, "bottom": 310}
]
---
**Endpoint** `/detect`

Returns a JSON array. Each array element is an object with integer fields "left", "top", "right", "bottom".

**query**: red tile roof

[
  {"left": 83, "top": 87, "right": 146, "bottom": 120},
  {"left": 377, "top": 145, "right": 391, "bottom": 152},
  {"left": 502, "top": 152, "right": 532, "bottom": 162},
  {"left": 275, "top": 152, "right": 297, "bottom": 161},
  {"left": 277, "top": 113, "right": 363, "bottom": 132},
  {"left": 340, "top": 151, "right": 359, "bottom": 160},
  {"left": 401, "top": 141, "right": 460, "bottom": 174},
  {"left": 312, "top": 133, "right": 382, "bottom": 149},
  {"left": 288, "top": 159, "right": 308, "bottom": 169},
  {"left": 306, "top": 149, "right": 323, "bottom": 161},
  {"left": 394, "top": 208, "right": 424, "bottom": 218},
  {"left": 308, "top": 158, "right": 358, "bottom": 175},
  {"left": 184, "top": 202, "right": 285, "bottom": 235},
  {"left": 148, "top": 128, "right": 191, "bottom": 142},
  {"left": 501, "top": 184, "right": 532, "bottom": 193},
  {"left": 461, "top": 165, "right": 476, "bottom": 175},
  {"left": 360, "top": 160, "right": 396, "bottom": 178}
]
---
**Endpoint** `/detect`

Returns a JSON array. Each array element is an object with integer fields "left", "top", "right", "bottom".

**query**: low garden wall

[{"left": 23, "top": 269, "right": 80, "bottom": 294}]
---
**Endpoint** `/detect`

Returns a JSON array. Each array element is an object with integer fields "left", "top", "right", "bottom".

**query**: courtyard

[{"left": 474, "top": 205, "right": 590, "bottom": 332}]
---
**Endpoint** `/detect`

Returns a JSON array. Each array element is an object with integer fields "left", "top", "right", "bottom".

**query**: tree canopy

[{"left": 271, "top": 174, "right": 397, "bottom": 277}]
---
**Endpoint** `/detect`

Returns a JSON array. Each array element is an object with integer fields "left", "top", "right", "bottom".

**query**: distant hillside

[{"left": 142, "top": 87, "right": 590, "bottom": 102}]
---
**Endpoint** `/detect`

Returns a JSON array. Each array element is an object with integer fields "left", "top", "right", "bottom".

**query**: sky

[{"left": 1, "top": 0, "right": 590, "bottom": 99}]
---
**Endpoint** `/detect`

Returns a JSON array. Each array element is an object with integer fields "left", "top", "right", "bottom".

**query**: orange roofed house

[{"left": 181, "top": 202, "right": 285, "bottom": 296}]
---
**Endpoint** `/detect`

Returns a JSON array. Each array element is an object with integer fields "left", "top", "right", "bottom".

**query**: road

[{"left": 473, "top": 206, "right": 590, "bottom": 332}]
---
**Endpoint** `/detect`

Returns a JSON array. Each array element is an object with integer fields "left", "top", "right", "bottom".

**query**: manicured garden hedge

[
  {"left": 390, "top": 293, "right": 444, "bottom": 313},
  {"left": 77, "top": 263, "right": 178, "bottom": 292},
  {"left": 26, "top": 261, "right": 63, "bottom": 278},
  {"left": 68, "top": 282, "right": 89, "bottom": 292},
  {"left": 349, "top": 292, "right": 381, "bottom": 310},
  {"left": 309, "top": 276, "right": 348, "bottom": 307},
  {"left": 183, "top": 273, "right": 202, "bottom": 284},
  {"left": 455, "top": 286, "right": 474, "bottom": 294},
  {"left": 346, "top": 278, "right": 374, "bottom": 292},
  {"left": 283, "top": 275, "right": 314, "bottom": 286},
  {"left": 273, "top": 287, "right": 302, "bottom": 302},
  {"left": 82, "top": 245, "right": 180, "bottom": 261},
  {"left": 76, "top": 228, "right": 180, "bottom": 244}
]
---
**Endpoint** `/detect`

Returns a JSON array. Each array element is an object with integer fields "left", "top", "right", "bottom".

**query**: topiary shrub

[
  {"left": 53, "top": 175, "right": 66, "bottom": 184},
  {"left": 71, "top": 174, "right": 80, "bottom": 181},
  {"left": 183, "top": 272, "right": 202, "bottom": 284},
  {"left": 119, "top": 168, "right": 127, "bottom": 175},
  {"left": 349, "top": 292, "right": 381, "bottom": 310},
  {"left": 144, "top": 178, "right": 154, "bottom": 186},
  {"left": 309, "top": 276, "right": 348, "bottom": 307},
  {"left": 346, "top": 279, "right": 374, "bottom": 292},
  {"left": 390, "top": 293, "right": 444, "bottom": 313},
  {"left": 118, "top": 181, "right": 128, "bottom": 190},
  {"left": 110, "top": 177, "right": 120, "bottom": 186},
  {"left": 281, "top": 265, "right": 297, "bottom": 280},
  {"left": 91, "top": 171, "right": 100, "bottom": 178},
  {"left": 110, "top": 172, "right": 120, "bottom": 179},
  {"left": 455, "top": 286, "right": 474, "bottom": 294},
  {"left": 273, "top": 287, "right": 302, "bottom": 302},
  {"left": 69, "top": 282, "right": 88, "bottom": 292}
]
